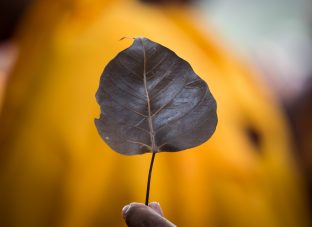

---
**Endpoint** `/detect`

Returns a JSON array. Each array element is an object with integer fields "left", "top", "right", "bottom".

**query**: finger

[
  {"left": 148, "top": 202, "right": 164, "bottom": 216},
  {"left": 122, "top": 203, "right": 176, "bottom": 227}
]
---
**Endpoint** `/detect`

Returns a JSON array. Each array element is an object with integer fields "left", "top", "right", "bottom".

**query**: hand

[{"left": 122, "top": 202, "right": 176, "bottom": 227}]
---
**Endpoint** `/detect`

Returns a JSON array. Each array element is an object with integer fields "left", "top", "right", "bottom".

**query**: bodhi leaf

[{"left": 95, "top": 37, "right": 217, "bottom": 155}]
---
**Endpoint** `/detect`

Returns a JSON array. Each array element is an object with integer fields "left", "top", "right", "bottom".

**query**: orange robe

[{"left": 0, "top": 0, "right": 310, "bottom": 226}]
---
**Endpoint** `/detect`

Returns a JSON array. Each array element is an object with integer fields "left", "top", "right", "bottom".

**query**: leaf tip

[{"left": 119, "top": 36, "right": 135, "bottom": 41}]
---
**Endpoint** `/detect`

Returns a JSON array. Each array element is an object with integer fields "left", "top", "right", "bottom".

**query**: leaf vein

[
  {"left": 102, "top": 89, "right": 148, "bottom": 117},
  {"left": 116, "top": 59, "right": 142, "bottom": 81},
  {"left": 155, "top": 87, "right": 208, "bottom": 133},
  {"left": 126, "top": 140, "right": 151, "bottom": 149},
  {"left": 108, "top": 75, "right": 146, "bottom": 102},
  {"left": 151, "top": 78, "right": 186, "bottom": 117},
  {"left": 140, "top": 38, "right": 157, "bottom": 152}
]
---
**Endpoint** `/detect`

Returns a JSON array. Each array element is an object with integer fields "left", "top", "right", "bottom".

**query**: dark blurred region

[
  {"left": 287, "top": 80, "right": 312, "bottom": 209},
  {"left": 0, "top": 0, "right": 32, "bottom": 41},
  {"left": 0, "top": 0, "right": 30, "bottom": 112}
]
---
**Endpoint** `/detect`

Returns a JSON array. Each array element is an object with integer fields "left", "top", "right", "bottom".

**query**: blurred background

[{"left": 0, "top": 0, "right": 311, "bottom": 226}]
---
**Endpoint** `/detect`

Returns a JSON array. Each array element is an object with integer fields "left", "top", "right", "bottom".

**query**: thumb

[{"left": 122, "top": 202, "right": 176, "bottom": 227}]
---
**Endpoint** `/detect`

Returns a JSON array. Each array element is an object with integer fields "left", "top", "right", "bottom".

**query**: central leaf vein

[{"left": 140, "top": 38, "right": 157, "bottom": 152}]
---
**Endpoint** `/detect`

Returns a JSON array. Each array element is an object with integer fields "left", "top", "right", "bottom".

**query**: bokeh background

[{"left": 0, "top": 0, "right": 312, "bottom": 226}]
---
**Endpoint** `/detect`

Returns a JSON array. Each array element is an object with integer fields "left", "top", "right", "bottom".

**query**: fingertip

[
  {"left": 122, "top": 202, "right": 144, "bottom": 219},
  {"left": 122, "top": 204, "right": 131, "bottom": 219},
  {"left": 148, "top": 201, "right": 163, "bottom": 216}
]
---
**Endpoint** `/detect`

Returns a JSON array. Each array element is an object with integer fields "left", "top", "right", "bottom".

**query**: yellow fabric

[{"left": 0, "top": 0, "right": 310, "bottom": 226}]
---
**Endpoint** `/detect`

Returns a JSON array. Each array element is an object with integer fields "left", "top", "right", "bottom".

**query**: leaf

[{"left": 95, "top": 37, "right": 217, "bottom": 155}]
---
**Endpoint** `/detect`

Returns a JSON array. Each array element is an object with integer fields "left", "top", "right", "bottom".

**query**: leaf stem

[{"left": 145, "top": 152, "right": 156, "bottom": 205}]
